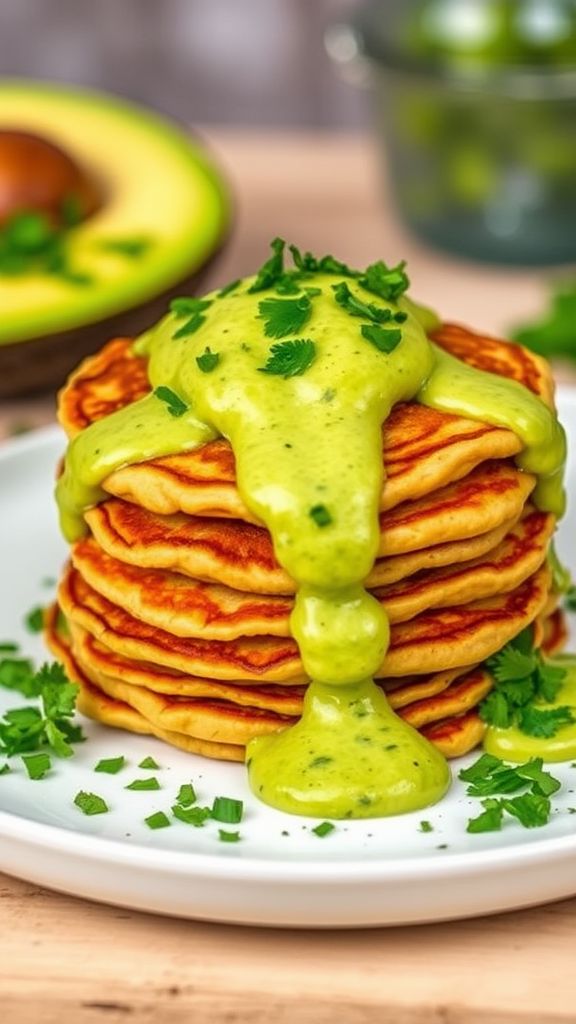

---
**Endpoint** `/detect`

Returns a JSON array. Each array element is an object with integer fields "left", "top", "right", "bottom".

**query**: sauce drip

[{"left": 55, "top": 260, "right": 566, "bottom": 818}]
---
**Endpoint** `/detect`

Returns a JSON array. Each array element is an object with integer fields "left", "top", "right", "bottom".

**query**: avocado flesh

[{"left": 0, "top": 81, "right": 231, "bottom": 345}]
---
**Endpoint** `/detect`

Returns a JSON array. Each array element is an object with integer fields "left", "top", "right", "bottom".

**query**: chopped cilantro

[
  {"left": 360, "top": 324, "right": 402, "bottom": 353},
  {"left": 175, "top": 782, "right": 196, "bottom": 807},
  {"left": 466, "top": 798, "right": 505, "bottom": 833},
  {"left": 95, "top": 756, "right": 126, "bottom": 775},
  {"left": 172, "top": 804, "right": 211, "bottom": 826},
  {"left": 258, "top": 295, "right": 311, "bottom": 339},
  {"left": 258, "top": 338, "right": 316, "bottom": 378},
  {"left": 503, "top": 792, "right": 551, "bottom": 828},
  {"left": 0, "top": 656, "right": 38, "bottom": 696},
  {"left": 309, "top": 504, "right": 332, "bottom": 527},
  {"left": 22, "top": 751, "right": 51, "bottom": 780},
  {"left": 218, "top": 830, "right": 241, "bottom": 843},
  {"left": 312, "top": 821, "right": 335, "bottom": 838},
  {"left": 0, "top": 662, "right": 82, "bottom": 758},
  {"left": 565, "top": 585, "right": 576, "bottom": 612},
  {"left": 217, "top": 278, "right": 241, "bottom": 298},
  {"left": 0, "top": 642, "right": 19, "bottom": 653},
  {"left": 331, "top": 281, "right": 392, "bottom": 324},
  {"left": 24, "top": 606, "right": 44, "bottom": 634},
  {"left": 459, "top": 754, "right": 560, "bottom": 798},
  {"left": 170, "top": 296, "right": 212, "bottom": 317},
  {"left": 125, "top": 777, "right": 160, "bottom": 791},
  {"left": 248, "top": 237, "right": 285, "bottom": 293},
  {"left": 0, "top": 763, "right": 11, "bottom": 775},
  {"left": 154, "top": 386, "right": 189, "bottom": 418},
  {"left": 139, "top": 756, "right": 160, "bottom": 770},
  {"left": 309, "top": 755, "right": 333, "bottom": 768},
  {"left": 358, "top": 259, "right": 409, "bottom": 302},
  {"left": 196, "top": 347, "right": 220, "bottom": 373},
  {"left": 418, "top": 820, "right": 434, "bottom": 833},
  {"left": 145, "top": 811, "right": 171, "bottom": 830},
  {"left": 74, "top": 791, "right": 109, "bottom": 816},
  {"left": 289, "top": 244, "right": 357, "bottom": 277},
  {"left": 480, "top": 629, "right": 573, "bottom": 737},
  {"left": 211, "top": 795, "right": 243, "bottom": 824},
  {"left": 274, "top": 272, "right": 303, "bottom": 295},
  {"left": 172, "top": 313, "right": 206, "bottom": 339}
]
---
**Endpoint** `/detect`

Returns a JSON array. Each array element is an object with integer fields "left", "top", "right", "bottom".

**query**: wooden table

[{"left": 1, "top": 131, "right": 576, "bottom": 1023}]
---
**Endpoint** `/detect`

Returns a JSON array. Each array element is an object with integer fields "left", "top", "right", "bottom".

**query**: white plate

[{"left": 0, "top": 390, "right": 575, "bottom": 929}]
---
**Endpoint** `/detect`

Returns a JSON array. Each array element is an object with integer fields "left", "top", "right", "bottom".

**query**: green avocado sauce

[
  {"left": 485, "top": 658, "right": 576, "bottom": 763},
  {"left": 55, "top": 247, "right": 567, "bottom": 819}
]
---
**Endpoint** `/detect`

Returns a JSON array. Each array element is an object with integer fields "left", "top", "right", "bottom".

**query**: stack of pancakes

[{"left": 47, "top": 323, "right": 567, "bottom": 762}]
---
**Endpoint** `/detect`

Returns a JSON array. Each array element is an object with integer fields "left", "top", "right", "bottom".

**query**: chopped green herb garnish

[
  {"left": 176, "top": 782, "right": 196, "bottom": 807},
  {"left": 360, "top": 324, "right": 402, "bottom": 353},
  {"left": 0, "top": 642, "right": 19, "bottom": 653},
  {"left": 145, "top": 811, "right": 171, "bottom": 830},
  {"left": 211, "top": 795, "right": 244, "bottom": 824},
  {"left": 170, "top": 296, "right": 212, "bottom": 317},
  {"left": 258, "top": 295, "right": 311, "bottom": 339},
  {"left": 172, "top": 313, "right": 206, "bottom": 339},
  {"left": 154, "top": 386, "right": 189, "bottom": 418},
  {"left": 139, "top": 756, "right": 160, "bottom": 770},
  {"left": 217, "top": 278, "right": 241, "bottom": 298},
  {"left": 172, "top": 803, "right": 211, "bottom": 826},
  {"left": 98, "top": 236, "right": 151, "bottom": 258},
  {"left": 0, "top": 662, "right": 82, "bottom": 758},
  {"left": 275, "top": 273, "right": 305, "bottom": 295},
  {"left": 503, "top": 792, "right": 551, "bottom": 828},
  {"left": 459, "top": 754, "right": 560, "bottom": 798},
  {"left": 0, "top": 763, "right": 11, "bottom": 775},
  {"left": 309, "top": 504, "right": 332, "bottom": 527},
  {"left": 74, "top": 791, "right": 109, "bottom": 816},
  {"left": 565, "top": 585, "right": 576, "bottom": 612},
  {"left": 0, "top": 209, "right": 92, "bottom": 285},
  {"left": 196, "top": 347, "right": 220, "bottom": 373},
  {"left": 419, "top": 820, "right": 433, "bottom": 833},
  {"left": 480, "top": 629, "right": 573, "bottom": 737},
  {"left": 24, "top": 606, "right": 44, "bottom": 634},
  {"left": 259, "top": 338, "right": 316, "bottom": 378},
  {"left": 95, "top": 756, "right": 126, "bottom": 775},
  {"left": 218, "top": 829, "right": 241, "bottom": 843},
  {"left": 22, "top": 751, "right": 51, "bottom": 780},
  {"left": 248, "top": 237, "right": 286, "bottom": 293},
  {"left": 358, "top": 259, "right": 409, "bottom": 302},
  {"left": 309, "top": 755, "right": 333, "bottom": 768},
  {"left": 125, "top": 777, "right": 160, "bottom": 791},
  {"left": 466, "top": 798, "right": 505, "bottom": 833},
  {"left": 331, "top": 281, "right": 392, "bottom": 324},
  {"left": 289, "top": 244, "right": 357, "bottom": 278},
  {"left": 312, "top": 821, "right": 335, "bottom": 838}
]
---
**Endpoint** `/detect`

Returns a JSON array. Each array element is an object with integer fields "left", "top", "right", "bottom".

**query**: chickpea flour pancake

[{"left": 48, "top": 241, "right": 572, "bottom": 820}]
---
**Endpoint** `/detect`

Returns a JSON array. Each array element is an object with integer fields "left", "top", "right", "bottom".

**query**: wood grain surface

[{"left": 1, "top": 130, "right": 576, "bottom": 1024}]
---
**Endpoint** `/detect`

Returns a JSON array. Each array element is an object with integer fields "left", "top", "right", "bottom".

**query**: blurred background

[{"left": 0, "top": 0, "right": 365, "bottom": 128}]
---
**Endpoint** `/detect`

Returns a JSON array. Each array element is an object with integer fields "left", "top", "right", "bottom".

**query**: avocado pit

[{"left": 0, "top": 129, "right": 101, "bottom": 226}]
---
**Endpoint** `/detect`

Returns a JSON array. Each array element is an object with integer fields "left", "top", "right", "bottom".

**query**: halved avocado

[{"left": 0, "top": 80, "right": 231, "bottom": 397}]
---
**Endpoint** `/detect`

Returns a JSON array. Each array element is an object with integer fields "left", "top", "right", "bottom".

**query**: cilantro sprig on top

[
  {"left": 0, "top": 657, "right": 84, "bottom": 758},
  {"left": 480, "top": 628, "right": 573, "bottom": 738}
]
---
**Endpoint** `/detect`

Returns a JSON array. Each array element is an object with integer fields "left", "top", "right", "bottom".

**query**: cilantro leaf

[
  {"left": 145, "top": 811, "right": 171, "bottom": 830},
  {"left": 172, "top": 313, "right": 206, "bottom": 339},
  {"left": 258, "top": 295, "right": 311, "bottom": 339},
  {"left": 22, "top": 751, "right": 51, "bottom": 780},
  {"left": 217, "top": 278, "right": 241, "bottom": 298},
  {"left": 331, "top": 282, "right": 392, "bottom": 324},
  {"left": 360, "top": 324, "right": 402, "bottom": 353},
  {"left": 487, "top": 645, "right": 537, "bottom": 684},
  {"left": 170, "top": 297, "right": 212, "bottom": 317},
  {"left": 503, "top": 792, "right": 551, "bottom": 828},
  {"left": 466, "top": 798, "right": 505, "bottom": 833},
  {"left": 0, "top": 661, "right": 82, "bottom": 758},
  {"left": 172, "top": 804, "right": 212, "bottom": 826},
  {"left": 139, "top": 756, "right": 160, "bottom": 770},
  {"left": 312, "top": 821, "right": 335, "bottom": 837},
  {"left": 358, "top": 259, "right": 409, "bottom": 302},
  {"left": 154, "top": 386, "right": 189, "bottom": 418},
  {"left": 176, "top": 782, "right": 196, "bottom": 807},
  {"left": 125, "top": 777, "right": 160, "bottom": 791},
  {"left": 309, "top": 504, "right": 332, "bottom": 527},
  {"left": 289, "top": 245, "right": 357, "bottom": 277},
  {"left": 196, "top": 347, "right": 220, "bottom": 373},
  {"left": 258, "top": 339, "right": 316, "bottom": 378},
  {"left": 0, "top": 656, "right": 39, "bottom": 697},
  {"left": 248, "top": 237, "right": 285, "bottom": 293},
  {"left": 74, "top": 791, "right": 109, "bottom": 816},
  {"left": 518, "top": 705, "right": 575, "bottom": 738},
  {"left": 95, "top": 756, "right": 126, "bottom": 775},
  {"left": 24, "top": 606, "right": 44, "bottom": 634}
]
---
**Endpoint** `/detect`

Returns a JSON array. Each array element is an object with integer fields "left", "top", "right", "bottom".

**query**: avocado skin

[{"left": 0, "top": 253, "right": 221, "bottom": 398}]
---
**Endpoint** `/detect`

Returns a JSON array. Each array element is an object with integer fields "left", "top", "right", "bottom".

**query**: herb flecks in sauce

[{"left": 54, "top": 240, "right": 567, "bottom": 818}]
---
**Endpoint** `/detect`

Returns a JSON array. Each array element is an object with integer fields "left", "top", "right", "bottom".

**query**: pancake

[
  {"left": 84, "top": 462, "right": 536, "bottom": 596},
  {"left": 59, "top": 562, "right": 552, "bottom": 682},
  {"left": 71, "top": 509, "right": 554, "bottom": 638},
  {"left": 58, "top": 326, "right": 553, "bottom": 523}
]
